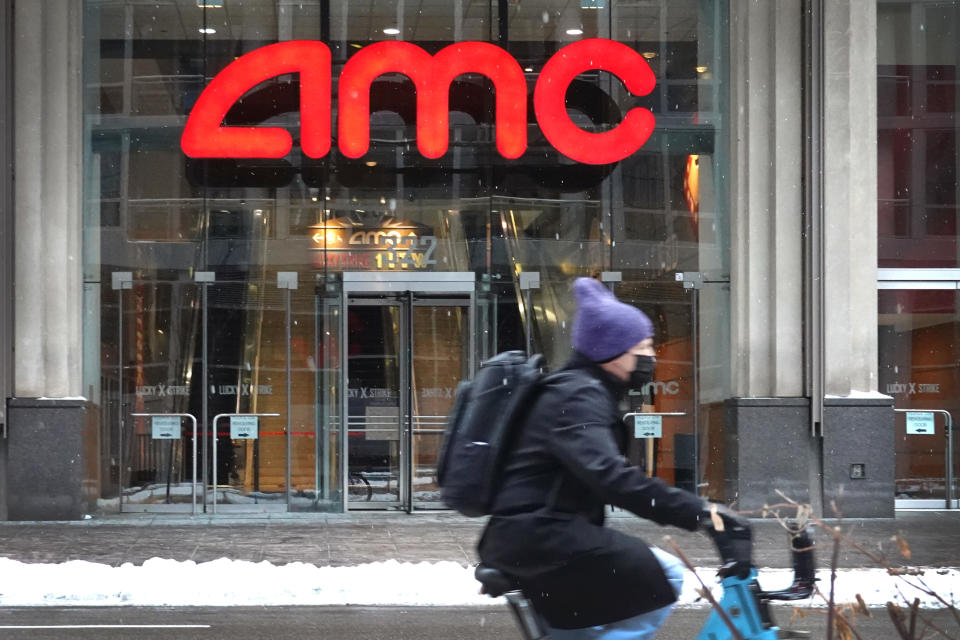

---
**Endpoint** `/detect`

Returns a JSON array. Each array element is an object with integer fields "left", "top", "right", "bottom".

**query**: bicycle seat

[{"left": 475, "top": 564, "right": 517, "bottom": 597}]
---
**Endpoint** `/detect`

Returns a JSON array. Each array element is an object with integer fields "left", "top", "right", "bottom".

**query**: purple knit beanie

[{"left": 571, "top": 277, "right": 654, "bottom": 362}]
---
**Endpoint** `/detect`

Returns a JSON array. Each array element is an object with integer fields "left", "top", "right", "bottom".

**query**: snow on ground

[{"left": 0, "top": 558, "right": 957, "bottom": 609}]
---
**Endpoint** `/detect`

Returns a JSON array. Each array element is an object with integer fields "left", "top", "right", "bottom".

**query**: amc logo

[
  {"left": 640, "top": 381, "right": 681, "bottom": 396},
  {"left": 181, "top": 39, "right": 656, "bottom": 166}
]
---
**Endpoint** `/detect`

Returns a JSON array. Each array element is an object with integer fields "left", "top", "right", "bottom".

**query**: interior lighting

[
  {"left": 383, "top": 27, "right": 400, "bottom": 35},
  {"left": 641, "top": 51, "right": 657, "bottom": 59},
  {"left": 365, "top": 161, "right": 377, "bottom": 167},
  {"left": 566, "top": 28, "right": 584, "bottom": 36},
  {"left": 696, "top": 65, "right": 708, "bottom": 73},
  {"left": 199, "top": 27, "right": 217, "bottom": 34}
]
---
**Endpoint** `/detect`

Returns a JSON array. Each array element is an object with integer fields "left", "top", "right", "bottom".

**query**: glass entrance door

[
  {"left": 879, "top": 272, "right": 960, "bottom": 509},
  {"left": 411, "top": 301, "right": 471, "bottom": 508},
  {"left": 345, "top": 295, "right": 471, "bottom": 510},
  {"left": 112, "top": 275, "right": 297, "bottom": 513}
]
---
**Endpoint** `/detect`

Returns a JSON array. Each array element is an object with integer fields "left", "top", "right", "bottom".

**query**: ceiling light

[
  {"left": 365, "top": 161, "right": 377, "bottom": 167},
  {"left": 524, "top": 67, "right": 534, "bottom": 72},
  {"left": 696, "top": 65, "right": 708, "bottom": 73},
  {"left": 350, "top": 43, "right": 363, "bottom": 49},
  {"left": 383, "top": 27, "right": 400, "bottom": 35},
  {"left": 641, "top": 51, "right": 657, "bottom": 59},
  {"left": 565, "top": 28, "right": 584, "bottom": 36},
  {"left": 199, "top": 27, "right": 217, "bottom": 34}
]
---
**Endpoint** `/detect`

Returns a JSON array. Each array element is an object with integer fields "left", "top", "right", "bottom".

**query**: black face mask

[{"left": 629, "top": 355, "right": 656, "bottom": 390}]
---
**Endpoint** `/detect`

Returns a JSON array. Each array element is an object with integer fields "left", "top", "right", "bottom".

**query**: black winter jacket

[{"left": 477, "top": 351, "right": 704, "bottom": 629}]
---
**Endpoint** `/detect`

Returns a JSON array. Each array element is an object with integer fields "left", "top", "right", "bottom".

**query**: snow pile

[
  {"left": 0, "top": 558, "right": 956, "bottom": 609},
  {"left": 0, "top": 558, "right": 493, "bottom": 607}
]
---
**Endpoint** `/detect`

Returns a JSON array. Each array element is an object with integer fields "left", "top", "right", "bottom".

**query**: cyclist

[{"left": 477, "top": 277, "right": 747, "bottom": 639}]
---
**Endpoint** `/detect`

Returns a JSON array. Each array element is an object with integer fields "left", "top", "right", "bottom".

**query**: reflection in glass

[
  {"left": 877, "top": 2, "right": 959, "bottom": 268},
  {"left": 346, "top": 304, "right": 402, "bottom": 506},
  {"left": 412, "top": 304, "right": 469, "bottom": 506},
  {"left": 879, "top": 289, "right": 959, "bottom": 500}
]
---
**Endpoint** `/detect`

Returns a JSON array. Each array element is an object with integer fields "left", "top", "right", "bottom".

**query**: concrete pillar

[
  {"left": 8, "top": 0, "right": 90, "bottom": 520},
  {"left": 820, "top": 0, "right": 894, "bottom": 518},
  {"left": 729, "top": 0, "right": 805, "bottom": 399},
  {"left": 822, "top": 0, "right": 879, "bottom": 396},
  {"left": 725, "top": 1, "right": 892, "bottom": 516},
  {"left": 1, "top": 0, "right": 13, "bottom": 521},
  {"left": 724, "top": 1, "right": 813, "bottom": 511},
  {"left": 13, "top": 0, "right": 83, "bottom": 399}
]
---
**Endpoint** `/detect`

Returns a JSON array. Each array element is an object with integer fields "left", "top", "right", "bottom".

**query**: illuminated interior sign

[
  {"left": 310, "top": 216, "right": 437, "bottom": 270},
  {"left": 181, "top": 39, "right": 655, "bottom": 165}
]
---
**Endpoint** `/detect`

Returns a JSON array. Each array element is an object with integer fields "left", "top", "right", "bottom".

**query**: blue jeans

[{"left": 543, "top": 547, "right": 685, "bottom": 640}]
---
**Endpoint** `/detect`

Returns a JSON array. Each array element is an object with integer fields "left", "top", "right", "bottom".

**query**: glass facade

[
  {"left": 878, "top": 1, "right": 959, "bottom": 268},
  {"left": 877, "top": 1, "right": 960, "bottom": 505},
  {"left": 83, "top": 0, "right": 730, "bottom": 511}
]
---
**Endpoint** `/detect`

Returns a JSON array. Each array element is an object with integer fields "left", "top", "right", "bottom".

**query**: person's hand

[{"left": 699, "top": 503, "right": 753, "bottom": 579}]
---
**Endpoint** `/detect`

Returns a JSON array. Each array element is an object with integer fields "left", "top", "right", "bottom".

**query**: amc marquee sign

[{"left": 181, "top": 39, "right": 656, "bottom": 165}]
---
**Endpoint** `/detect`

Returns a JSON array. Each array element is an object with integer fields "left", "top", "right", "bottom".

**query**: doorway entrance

[
  {"left": 878, "top": 269, "right": 960, "bottom": 509},
  {"left": 341, "top": 272, "right": 475, "bottom": 511}
]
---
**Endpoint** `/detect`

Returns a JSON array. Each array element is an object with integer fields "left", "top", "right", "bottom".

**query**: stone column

[
  {"left": 820, "top": 0, "right": 894, "bottom": 517},
  {"left": 822, "top": 0, "right": 879, "bottom": 396},
  {"left": 725, "top": 0, "right": 813, "bottom": 510},
  {"left": 729, "top": 0, "right": 805, "bottom": 399},
  {"left": 725, "top": 0, "right": 893, "bottom": 517},
  {"left": 14, "top": 0, "right": 83, "bottom": 398},
  {"left": 9, "top": 0, "right": 90, "bottom": 520},
  {"left": 0, "top": 0, "right": 13, "bottom": 521}
]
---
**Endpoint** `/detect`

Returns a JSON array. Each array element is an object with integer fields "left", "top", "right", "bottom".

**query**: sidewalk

[{"left": 1, "top": 510, "right": 957, "bottom": 571}]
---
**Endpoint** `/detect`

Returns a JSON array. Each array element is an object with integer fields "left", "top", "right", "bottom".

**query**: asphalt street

[{"left": 0, "top": 606, "right": 956, "bottom": 639}]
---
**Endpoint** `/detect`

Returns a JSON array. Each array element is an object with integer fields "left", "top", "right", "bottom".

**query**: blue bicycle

[{"left": 476, "top": 524, "right": 816, "bottom": 640}]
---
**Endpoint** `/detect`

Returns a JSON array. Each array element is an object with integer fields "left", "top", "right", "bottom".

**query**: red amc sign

[{"left": 182, "top": 39, "right": 656, "bottom": 166}]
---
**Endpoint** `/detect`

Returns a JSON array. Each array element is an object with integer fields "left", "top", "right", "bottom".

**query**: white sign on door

[
  {"left": 634, "top": 415, "right": 663, "bottom": 439},
  {"left": 905, "top": 412, "right": 936, "bottom": 435},
  {"left": 230, "top": 416, "right": 259, "bottom": 440},
  {"left": 151, "top": 416, "right": 181, "bottom": 440}
]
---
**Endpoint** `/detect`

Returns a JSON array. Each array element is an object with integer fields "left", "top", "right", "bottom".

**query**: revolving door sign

[
  {"left": 624, "top": 412, "right": 687, "bottom": 483},
  {"left": 130, "top": 413, "right": 199, "bottom": 514},
  {"left": 895, "top": 409, "right": 956, "bottom": 509},
  {"left": 211, "top": 413, "right": 280, "bottom": 514}
]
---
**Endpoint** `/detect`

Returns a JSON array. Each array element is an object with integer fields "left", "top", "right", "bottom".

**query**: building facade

[{"left": 0, "top": 0, "right": 956, "bottom": 520}]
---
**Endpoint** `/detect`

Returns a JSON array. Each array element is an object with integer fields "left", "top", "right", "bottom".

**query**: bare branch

[
  {"left": 812, "top": 586, "right": 867, "bottom": 640},
  {"left": 827, "top": 527, "right": 842, "bottom": 640}
]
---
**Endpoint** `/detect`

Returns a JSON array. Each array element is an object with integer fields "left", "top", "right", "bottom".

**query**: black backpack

[{"left": 436, "top": 350, "right": 547, "bottom": 516}]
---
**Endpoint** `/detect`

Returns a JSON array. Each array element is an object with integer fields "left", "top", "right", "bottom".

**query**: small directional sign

[
  {"left": 151, "top": 416, "right": 181, "bottom": 440},
  {"left": 905, "top": 411, "right": 935, "bottom": 435},
  {"left": 634, "top": 414, "right": 663, "bottom": 439},
  {"left": 230, "top": 415, "right": 259, "bottom": 440}
]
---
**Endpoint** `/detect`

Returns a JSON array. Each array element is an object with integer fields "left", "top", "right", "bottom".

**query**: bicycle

[{"left": 476, "top": 522, "right": 816, "bottom": 640}]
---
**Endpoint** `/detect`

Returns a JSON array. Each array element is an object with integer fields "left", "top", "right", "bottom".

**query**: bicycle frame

[{"left": 697, "top": 571, "right": 780, "bottom": 640}]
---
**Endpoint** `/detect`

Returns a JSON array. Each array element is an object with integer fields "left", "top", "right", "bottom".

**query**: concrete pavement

[{"left": 0, "top": 510, "right": 957, "bottom": 571}]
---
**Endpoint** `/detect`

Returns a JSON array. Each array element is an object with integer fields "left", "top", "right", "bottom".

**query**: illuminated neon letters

[{"left": 181, "top": 39, "right": 656, "bottom": 165}]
